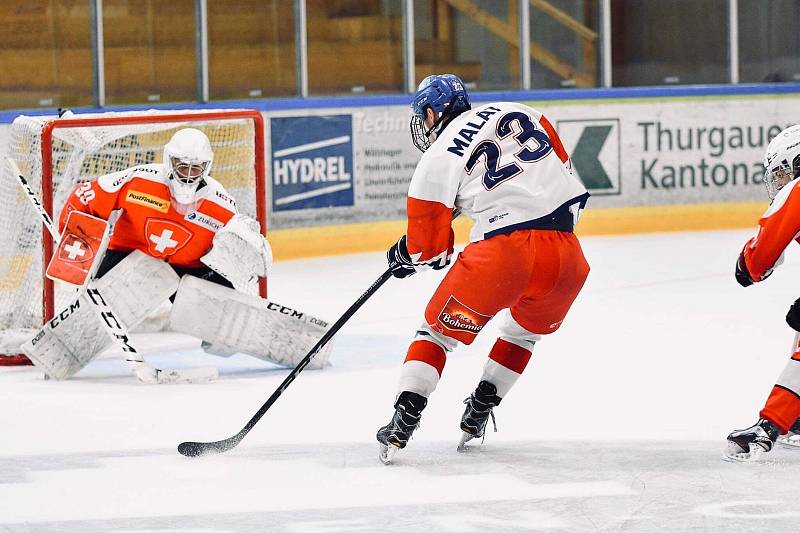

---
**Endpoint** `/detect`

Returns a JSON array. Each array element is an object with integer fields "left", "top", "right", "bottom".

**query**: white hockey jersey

[{"left": 405, "top": 102, "right": 589, "bottom": 263}]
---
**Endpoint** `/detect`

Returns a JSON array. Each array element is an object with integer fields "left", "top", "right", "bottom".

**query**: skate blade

[
  {"left": 457, "top": 431, "right": 474, "bottom": 452},
  {"left": 722, "top": 442, "right": 766, "bottom": 463},
  {"left": 776, "top": 435, "right": 800, "bottom": 449},
  {"left": 379, "top": 443, "right": 399, "bottom": 465}
]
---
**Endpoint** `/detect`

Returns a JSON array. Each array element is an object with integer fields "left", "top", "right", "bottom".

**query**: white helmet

[
  {"left": 764, "top": 124, "right": 800, "bottom": 199},
  {"left": 163, "top": 128, "right": 213, "bottom": 206}
]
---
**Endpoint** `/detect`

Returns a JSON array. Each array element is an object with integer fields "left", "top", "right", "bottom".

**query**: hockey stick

[
  {"left": 178, "top": 210, "right": 463, "bottom": 457},
  {"left": 9, "top": 157, "right": 217, "bottom": 384},
  {"left": 178, "top": 267, "right": 394, "bottom": 457}
]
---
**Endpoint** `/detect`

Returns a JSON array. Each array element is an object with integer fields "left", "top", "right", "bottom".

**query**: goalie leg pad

[
  {"left": 21, "top": 251, "right": 180, "bottom": 380},
  {"left": 22, "top": 297, "right": 109, "bottom": 380},
  {"left": 94, "top": 250, "right": 181, "bottom": 327},
  {"left": 170, "top": 275, "right": 332, "bottom": 369}
]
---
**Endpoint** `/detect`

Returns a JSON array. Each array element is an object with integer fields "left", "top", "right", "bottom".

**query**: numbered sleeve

[{"left": 59, "top": 179, "right": 118, "bottom": 231}]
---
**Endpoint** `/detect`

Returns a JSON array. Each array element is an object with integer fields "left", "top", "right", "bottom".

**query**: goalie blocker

[{"left": 46, "top": 211, "right": 109, "bottom": 286}]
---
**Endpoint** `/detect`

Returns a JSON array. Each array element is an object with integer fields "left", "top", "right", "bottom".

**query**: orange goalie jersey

[{"left": 59, "top": 164, "right": 238, "bottom": 268}]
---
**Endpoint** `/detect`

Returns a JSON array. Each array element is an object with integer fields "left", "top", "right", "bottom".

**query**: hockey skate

[
  {"left": 776, "top": 418, "right": 800, "bottom": 449},
  {"left": 723, "top": 418, "right": 781, "bottom": 462},
  {"left": 457, "top": 380, "right": 501, "bottom": 452},
  {"left": 376, "top": 391, "right": 427, "bottom": 465}
]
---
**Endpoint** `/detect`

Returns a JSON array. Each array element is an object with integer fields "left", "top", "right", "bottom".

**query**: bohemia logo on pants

[
  {"left": 145, "top": 219, "right": 192, "bottom": 258},
  {"left": 436, "top": 295, "right": 492, "bottom": 337}
]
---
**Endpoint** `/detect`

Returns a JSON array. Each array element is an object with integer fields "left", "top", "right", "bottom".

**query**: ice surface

[{"left": 3, "top": 229, "right": 800, "bottom": 532}]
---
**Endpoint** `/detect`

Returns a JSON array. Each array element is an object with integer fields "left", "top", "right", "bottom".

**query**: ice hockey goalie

[{"left": 22, "top": 128, "right": 331, "bottom": 380}]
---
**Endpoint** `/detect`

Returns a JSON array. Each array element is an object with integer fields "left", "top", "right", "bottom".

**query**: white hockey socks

[{"left": 397, "top": 326, "right": 452, "bottom": 398}]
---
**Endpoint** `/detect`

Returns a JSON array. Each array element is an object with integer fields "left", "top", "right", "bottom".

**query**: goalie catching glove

[{"left": 201, "top": 214, "right": 273, "bottom": 293}]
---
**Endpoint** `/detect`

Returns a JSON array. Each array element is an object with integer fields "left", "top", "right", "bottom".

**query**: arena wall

[{"left": 2, "top": 84, "right": 799, "bottom": 260}]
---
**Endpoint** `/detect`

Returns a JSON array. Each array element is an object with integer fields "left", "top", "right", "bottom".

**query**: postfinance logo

[
  {"left": 556, "top": 119, "right": 621, "bottom": 195},
  {"left": 270, "top": 114, "right": 354, "bottom": 212},
  {"left": 125, "top": 190, "right": 170, "bottom": 213}
]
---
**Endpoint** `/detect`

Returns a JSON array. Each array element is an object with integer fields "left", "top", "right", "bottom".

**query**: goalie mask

[
  {"left": 410, "top": 74, "right": 471, "bottom": 152},
  {"left": 764, "top": 124, "right": 800, "bottom": 199},
  {"left": 163, "top": 128, "right": 213, "bottom": 210}
]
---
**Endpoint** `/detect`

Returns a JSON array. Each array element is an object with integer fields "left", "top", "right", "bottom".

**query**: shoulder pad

[
  {"left": 96, "top": 168, "right": 134, "bottom": 192},
  {"left": 201, "top": 176, "right": 237, "bottom": 210},
  {"left": 96, "top": 164, "right": 165, "bottom": 193}
]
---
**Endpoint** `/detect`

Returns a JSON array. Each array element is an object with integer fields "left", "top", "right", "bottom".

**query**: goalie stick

[
  {"left": 177, "top": 210, "right": 461, "bottom": 457},
  {"left": 9, "top": 157, "right": 217, "bottom": 384}
]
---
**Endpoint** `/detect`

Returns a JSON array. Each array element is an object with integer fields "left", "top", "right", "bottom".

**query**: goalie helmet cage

[{"left": 0, "top": 108, "right": 267, "bottom": 364}]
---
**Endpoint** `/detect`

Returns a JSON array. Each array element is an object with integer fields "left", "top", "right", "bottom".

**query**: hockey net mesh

[{"left": 0, "top": 109, "right": 262, "bottom": 358}]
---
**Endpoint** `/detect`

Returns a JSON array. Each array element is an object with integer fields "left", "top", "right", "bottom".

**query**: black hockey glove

[
  {"left": 735, "top": 253, "right": 754, "bottom": 287},
  {"left": 787, "top": 298, "right": 800, "bottom": 332},
  {"left": 387, "top": 235, "right": 417, "bottom": 279}
]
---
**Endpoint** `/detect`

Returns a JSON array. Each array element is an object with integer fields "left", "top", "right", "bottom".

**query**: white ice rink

[{"left": 3, "top": 228, "right": 800, "bottom": 532}]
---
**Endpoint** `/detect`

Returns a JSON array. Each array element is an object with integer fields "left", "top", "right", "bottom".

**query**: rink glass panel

[
  {"left": 528, "top": 0, "right": 600, "bottom": 89},
  {"left": 207, "top": 0, "right": 297, "bottom": 100},
  {"left": 0, "top": 1, "right": 93, "bottom": 110},
  {"left": 738, "top": 0, "right": 800, "bottom": 83},
  {"left": 102, "top": 0, "right": 197, "bottom": 105},
  {"left": 306, "top": 0, "right": 405, "bottom": 95},
  {"left": 610, "top": 0, "right": 729, "bottom": 86},
  {"left": 413, "top": 0, "right": 518, "bottom": 91}
]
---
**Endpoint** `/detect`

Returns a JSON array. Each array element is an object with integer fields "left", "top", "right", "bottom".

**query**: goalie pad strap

[
  {"left": 170, "top": 275, "right": 331, "bottom": 369},
  {"left": 21, "top": 251, "right": 180, "bottom": 380}
]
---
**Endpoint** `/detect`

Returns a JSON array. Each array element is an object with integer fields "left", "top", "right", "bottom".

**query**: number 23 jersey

[
  {"left": 407, "top": 101, "right": 588, "bottom": 261},
  {"left": 60, "top": 164, "right": 238, "bottom": 268}
]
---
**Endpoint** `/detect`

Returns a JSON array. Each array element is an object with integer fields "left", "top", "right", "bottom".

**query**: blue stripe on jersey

[{"left": 484, "top": 192, "right": 590, "bottom": 238}]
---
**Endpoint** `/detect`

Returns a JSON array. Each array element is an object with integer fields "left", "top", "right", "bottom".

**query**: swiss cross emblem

[
  {"left": 59, "top": 234, "right": 94, "bottom": 263},
  {"left": 144, "top": 219, "right": 192, "bottom": 258}
]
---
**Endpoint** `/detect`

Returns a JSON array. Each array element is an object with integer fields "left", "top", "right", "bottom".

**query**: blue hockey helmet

[{"left": 410, "top": 74, "right": 471, "bottom": 152}]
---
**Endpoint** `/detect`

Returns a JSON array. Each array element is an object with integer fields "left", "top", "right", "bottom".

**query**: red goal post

[{"left": 0, "top": 108, "right": 267, "bottom": 364}]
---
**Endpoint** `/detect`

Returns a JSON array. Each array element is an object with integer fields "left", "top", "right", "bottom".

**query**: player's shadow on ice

[{"left": 234, "top": 440, "right": 800, "bottom": 476}]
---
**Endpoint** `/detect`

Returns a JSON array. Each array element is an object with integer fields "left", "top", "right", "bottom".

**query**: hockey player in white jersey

[{"left": 376, "top": 74, "right": 591, "bottom": 463}]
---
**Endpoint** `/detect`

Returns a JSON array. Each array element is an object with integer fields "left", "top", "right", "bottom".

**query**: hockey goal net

[{"left": 0, "top": 108, "right": 266, "bottom": 365}]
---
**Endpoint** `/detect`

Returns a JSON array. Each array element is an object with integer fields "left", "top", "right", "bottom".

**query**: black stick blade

[{"left": 178, "top": 438, "right": 239, "bottom": 457}]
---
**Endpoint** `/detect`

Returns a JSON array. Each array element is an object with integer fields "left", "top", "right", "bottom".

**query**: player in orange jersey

[
  {"left": 60, "top": 128, "right": 270, "bottom": 291},
  {"left": 725, "top": 124, "right": 800, "bottom": 461},
  {"left": 376, "top": 75, "right": 590, "bottom": 463}
]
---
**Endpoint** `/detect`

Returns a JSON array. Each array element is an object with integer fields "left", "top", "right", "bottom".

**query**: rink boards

[{"left": 1, "top": 84, "right": 798, "bottom": 259}]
